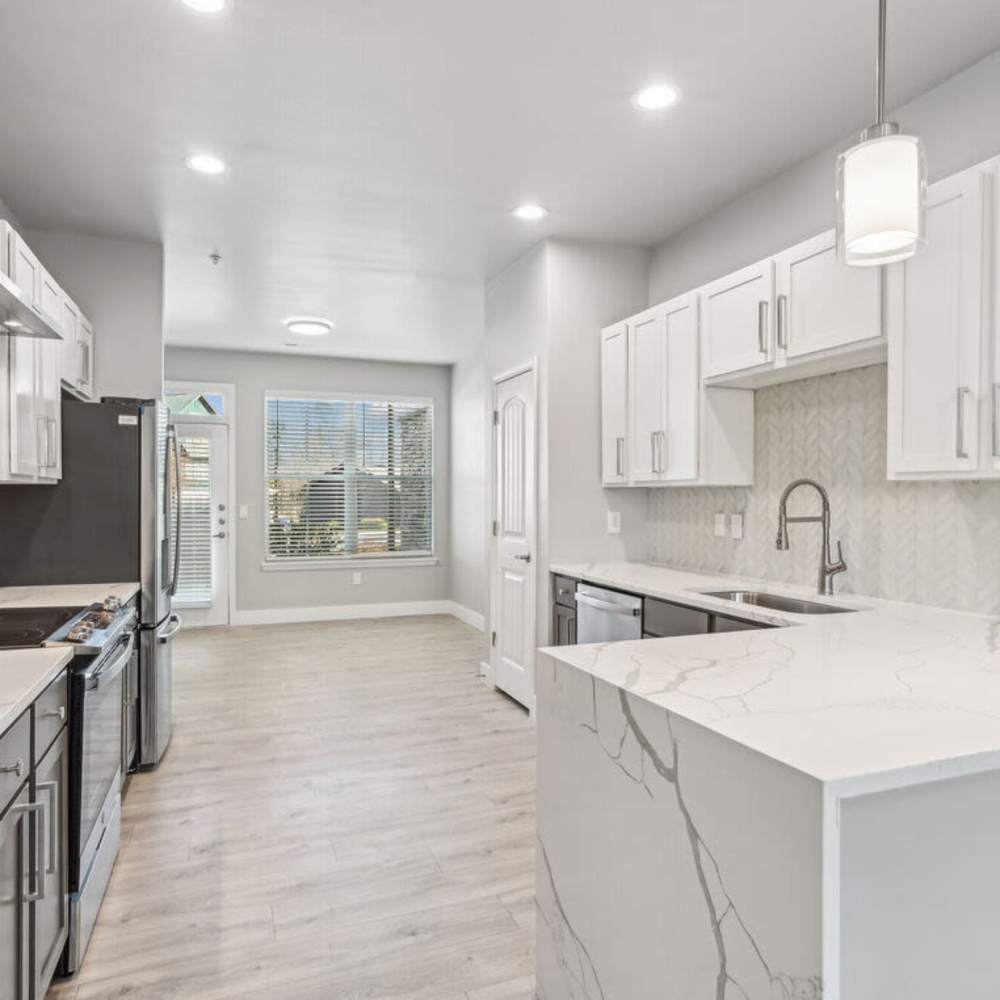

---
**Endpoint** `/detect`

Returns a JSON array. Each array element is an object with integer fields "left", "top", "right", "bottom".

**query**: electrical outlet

[
  {"left": 352, "top": 572, "right": 363, "bottom": 586},
  {"left": 730, "top": 513, "right": 744, "bottom": 540},
  {"left": 239, "top": 504, "right": 249, "bottom": 520},
  {"left": 714, "top": 513, "right": 727, "bottom": 538},
  {"left": 607, "top": 511, "right": 622, "bottom": 534}
]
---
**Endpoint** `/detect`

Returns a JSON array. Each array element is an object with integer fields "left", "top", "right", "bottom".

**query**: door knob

[{"left": 212, "top": 531, "right": 227, "bottom": 539}]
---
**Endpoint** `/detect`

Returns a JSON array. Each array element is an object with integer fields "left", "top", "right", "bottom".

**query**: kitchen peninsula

[{"left": 537, "top": 563, "right": 1000, "bottom": 1000}]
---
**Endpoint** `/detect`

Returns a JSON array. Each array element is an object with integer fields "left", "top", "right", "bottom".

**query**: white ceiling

[{"left": 1, "top": 0, "right": 999, "bottom": 363}]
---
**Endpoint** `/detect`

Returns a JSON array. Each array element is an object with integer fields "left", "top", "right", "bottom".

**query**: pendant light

[{"left": 836, "top": 0, "right": 926, "bottom": 266}]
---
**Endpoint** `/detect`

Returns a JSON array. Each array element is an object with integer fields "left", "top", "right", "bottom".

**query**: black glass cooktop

[{"left": 0, "top": 607, "right": 85, "bottom": 650}]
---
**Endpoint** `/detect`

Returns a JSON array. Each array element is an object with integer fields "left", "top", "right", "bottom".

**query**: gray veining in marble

[{"left": 647, "top": 365, "right": 1000, "bottom": 616}]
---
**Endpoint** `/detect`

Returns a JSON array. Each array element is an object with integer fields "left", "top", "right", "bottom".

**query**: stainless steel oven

[{"left": 63, "top": 617, "right": 136, "bottom": 974}]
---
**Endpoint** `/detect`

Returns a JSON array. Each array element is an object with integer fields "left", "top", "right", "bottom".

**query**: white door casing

[
  {"left": 491, "top": 365, "right": 537, "bottom": 710},
  {"left": 175, "top": 422, "right": 231, "bottom": 627}
]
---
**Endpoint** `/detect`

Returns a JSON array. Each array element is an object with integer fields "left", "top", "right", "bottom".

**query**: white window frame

[{"left": 261, "top": 388, "right": 437, "bottom": 571}]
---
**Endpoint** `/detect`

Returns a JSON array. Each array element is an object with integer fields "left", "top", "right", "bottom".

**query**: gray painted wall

[
  {"left": 26, "top": 229, "right": 164, "bottom": 401},
  {"left": 165, "top": 347, "right": 452, "bottom": 614}
]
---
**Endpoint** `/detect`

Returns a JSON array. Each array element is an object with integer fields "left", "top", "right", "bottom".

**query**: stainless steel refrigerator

[{"left": 0, "top": 397, "right": 182, "bottom": 767}]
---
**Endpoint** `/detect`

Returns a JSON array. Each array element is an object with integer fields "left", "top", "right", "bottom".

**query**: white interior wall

[
  {"left": 26, "top": 229, "right": 165, "bottom": 401},
  {"left": 165, "top": 346, "right": 452, "bottom": 620}
]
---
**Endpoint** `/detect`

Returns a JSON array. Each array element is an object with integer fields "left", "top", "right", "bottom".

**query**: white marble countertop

[
  {"left": 546, "top": 561, "right": 1000, "bottom": 790},
  {"left": 0, "top": 582, "right": 140, "bottom": 734},
  {"left": 0, "top": 646, "right": 74, "bottom": 734},
  {"left": 0, "top": 581, "right": 140, "bottom": 610}
]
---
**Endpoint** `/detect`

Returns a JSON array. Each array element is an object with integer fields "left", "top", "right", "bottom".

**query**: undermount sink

[{"left": 704, "top": 590, "right": 858, "bottom": 615}]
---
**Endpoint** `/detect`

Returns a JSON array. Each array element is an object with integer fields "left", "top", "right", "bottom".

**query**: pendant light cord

[{"left": 875, "top": 0, "right": 887, "bottom": 124}]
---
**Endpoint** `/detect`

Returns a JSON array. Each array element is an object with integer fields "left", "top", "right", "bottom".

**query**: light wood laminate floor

[{"left": 48, "top": 615, "right": 535, "bottom": 1000}]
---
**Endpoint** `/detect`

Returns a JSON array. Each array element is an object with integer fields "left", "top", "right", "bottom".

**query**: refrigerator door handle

[
  {"left": 158, "top": 613, "right": 183, "bottom": 644},
  {"left": 167, "top": 424, "right": 182, "bottom": 597}
]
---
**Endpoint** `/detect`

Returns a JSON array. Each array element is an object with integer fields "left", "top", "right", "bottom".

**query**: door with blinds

[{"left": 174, "top": 423, "right": 230, "bottom": 626}]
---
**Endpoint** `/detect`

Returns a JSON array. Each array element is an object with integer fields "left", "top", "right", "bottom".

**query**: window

[
  {"left": 265, "top": 394, "right": 433, "bottom": 562},
  {"left": 166, "top": 390, "right": 226, "bottom": 418}
]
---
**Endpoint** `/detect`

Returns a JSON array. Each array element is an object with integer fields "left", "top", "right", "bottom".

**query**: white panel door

[
  {"left": 492, "top": 368, "right": 536, "bottom": 709},
  {"left": 174, "top": 423, "right": 230, "bottom": 627},
  {"left": 700, "top": 259, "right": 774, "bottom": 378},
  {"left": 775, "top": 229, "right": 882, "bottom": 360},
  {"left": 887, "top": 168, "right": 983, "bottom": 476},
  {"left": 629, "top": 306, "right": 666, "bottom": 484},
  {"left": 600, "top": 323, "right": 628, "bottom": 485},
  {"left": 663, "top": 294, "right": 699, "bottom": 482}
]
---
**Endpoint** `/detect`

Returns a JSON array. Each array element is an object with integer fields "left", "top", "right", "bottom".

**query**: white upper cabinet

[
  {"left": 59, "top": 292, "right": 95, "bottom": 400},
  {"left": 661, "top": 295, "right": 699, "bottom": 482},
  {"left": 700, "top": 260, "right": 774, "bottom": 379},
  {"left": 6, "top": 228, "right": 41, "bottom": 306},
  {"left": 37, "top": 269, "right": 62, "bottom": 329},
  {"left": 774, "top": 229, "right": 882, "bottom": 362},
  {"left": 77, "top": 315, "right": 95, "bottom": 399},
  {"left": 600, "top": 322, "right": 628, "bottom": 485},
  {"left": 629, "top": 305, "right": 667, "bottom": 483},
  {"left": 887, "top": 165, "right": 989, "bottom": 479}
]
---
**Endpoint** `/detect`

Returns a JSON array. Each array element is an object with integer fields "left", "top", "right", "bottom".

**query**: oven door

[{"left": 78, "top": 631, "right": 132, "bottom": 870}]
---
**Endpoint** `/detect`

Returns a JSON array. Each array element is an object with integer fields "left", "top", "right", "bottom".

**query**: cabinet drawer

[
  {"left": 643, "top": 597, "right": 710, "bottom": 638},
  {"left": 710, "top": 613, "right": 771, "bottom": 633},
  {"left": 0, "top": 711, "right": 30, "bottom": 813},
  {"left": 553, "top": 576, "right": 578, "bottom": 609},
  {"left": 34, "top": 670, "right": 68, "bottom": 760}
]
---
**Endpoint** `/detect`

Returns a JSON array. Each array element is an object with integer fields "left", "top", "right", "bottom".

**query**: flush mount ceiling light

[
  {"left": 283, "top": 316, "right": 334, "bottom": 337},
  {"left": 631, "top": 83, "right": 680, "bottom": 111},
  {"left": 181, "top": 0, "right": 227, "bottom": 12},
  {"left": 185, "top": 152, "right": 228, "bottom": 175},
  {"left": 513, "top": 203, "right": 548, "bottom": 221},
  {"left": 836, "top": 0, "right": 926, "bottom": 267}
]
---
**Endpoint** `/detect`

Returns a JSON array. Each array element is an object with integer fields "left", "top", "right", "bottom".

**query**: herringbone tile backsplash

[{"left": 648, "top": 364, "right": 1000, "bottom": 616}]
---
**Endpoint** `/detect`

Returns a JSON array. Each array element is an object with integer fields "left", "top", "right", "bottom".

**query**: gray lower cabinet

[
  {"left": 33, "top": 731, "right": 68, "bottom": 997},
  {"left": 552, "top": 603, "right": 577, "bottom": 646},
  {"left": 0, "top": 786, "right": 30, "bottom": 1000}
]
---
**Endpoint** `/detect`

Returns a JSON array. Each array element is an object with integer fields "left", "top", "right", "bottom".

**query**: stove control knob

[{"left": 103, "top": 596, "right": 122, "bottom": 613}]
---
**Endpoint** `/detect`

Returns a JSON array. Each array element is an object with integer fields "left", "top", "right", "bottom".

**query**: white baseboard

[
  {"left": 229, "top": 599, "right": 486, "bottom": 629},
  {"left": 447, "top": 602, "right": 485, "bottom": 631},
  {"left": 480, "top": 659, "right": 495, "bottom": 686}
]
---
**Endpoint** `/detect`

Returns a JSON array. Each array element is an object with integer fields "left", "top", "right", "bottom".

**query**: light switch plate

[
  {"left": 714, "top": 513, "right": 727, "bottom": 538},
  {"left": 239, "top": 504, "right": 249, "bottom": 520},
  {"left": 352, "top": 572, "right": 363, "bottom": 585},
  {"left": 730, "top": 513, "right": 744, "bottom": 540},
  {"left": 607, "top": 511, "right": 622, "bottom": 535}
]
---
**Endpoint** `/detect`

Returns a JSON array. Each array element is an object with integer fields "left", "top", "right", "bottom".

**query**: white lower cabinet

[
  {"left": 600, "top": 323, "right": 628, "bottom": 485},
  {"left": 887, "top": 163, "right": 997, "bottom": 480}
]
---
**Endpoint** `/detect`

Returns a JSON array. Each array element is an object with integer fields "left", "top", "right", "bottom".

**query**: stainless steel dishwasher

[{"left": 574, "top": 584, "right": 642, "bottom": 644}]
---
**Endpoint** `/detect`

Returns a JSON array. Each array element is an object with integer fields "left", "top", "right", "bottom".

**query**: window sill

[{"left": 259, "top": 556, "right": 440, "bottom": 572}]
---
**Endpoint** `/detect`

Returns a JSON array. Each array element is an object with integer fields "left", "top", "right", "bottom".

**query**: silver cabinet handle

[
  {"left": 36, "top": 780, "right": 58, "bottom": 874},
  {"left": 649, "top": 432, "right": 657, "bottom": 474},
  {"left": 574, "top": 593, "right": 641, "bottom": 617},
  {"left": 13, "top": 800, "right": 45, "bottom": 902},
  {"left": 993, "top": 383, "right": 1000, "bottom": 459},
  {"left": 48, "top": 417, "right": 57, "bottom": 471},
  {"left": 777, "top": 294, "right": 789, "bottom": 350},
  {"left": 659, "top": 430, "right": 668, "bottom": 477},
  {"left": 956, "top": 386, "right": 971, "bottom": 459},
  {"left": 78, "top": 341, "right": 87, "bottom": 385},
  {"left": 40, "top": 706, "right": 66, "bottom": 723},
  {"left": 615, "top": 436, "right": 624, "bottom": 478},
  {"left": 757, "top": 300, "right": 769, "bottom": 355},
  {"left": 0, "top": 759, "right": 24, "bottom": 777},
  {"left": 513, "top": 553, "right": 532, "bottom": 563},
  {"left": 36, "top": 415, "right": 48, "bottom": 470}
]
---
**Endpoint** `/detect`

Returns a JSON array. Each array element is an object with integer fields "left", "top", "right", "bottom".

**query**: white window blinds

[
  {"left": 265, "top": 395, "right": 434, "bottom": 561},
  {"left": 176, "top": 433, "right": 214, "bottom": 604}
]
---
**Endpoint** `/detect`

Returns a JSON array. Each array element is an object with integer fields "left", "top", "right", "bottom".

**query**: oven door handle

[{"left": 83, "top": 632, "right": 135, "bottom": 691}]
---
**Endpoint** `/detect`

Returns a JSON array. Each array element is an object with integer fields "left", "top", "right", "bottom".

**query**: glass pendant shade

[{"left": 836, "top": 131, "right": 927, "bottom": 266}]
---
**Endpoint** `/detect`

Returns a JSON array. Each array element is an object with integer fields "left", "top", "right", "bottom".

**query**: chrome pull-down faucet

[{"left": 775, "top": 478, "right": 847, "bottom": 596}]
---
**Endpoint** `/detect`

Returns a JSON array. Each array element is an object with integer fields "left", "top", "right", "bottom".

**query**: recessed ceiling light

[
  {"left": 631, "top": 84, "right": 680, "bottom": 111},
  {"left": 283, "top": 316, "right": 334, "bottom": 337},
  {"left": 185, "top": 152, "right": 228, "bottom": 175},
  {"left": 513, "top": 203, "right": 548, "bottom": 221},
  {"left": 181, "top": 0, "right": 227, "bottom": 13}
]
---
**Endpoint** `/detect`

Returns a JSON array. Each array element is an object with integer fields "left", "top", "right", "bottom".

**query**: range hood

[{"left": 0, "top": 269, "right": 62, "bottom": 340}]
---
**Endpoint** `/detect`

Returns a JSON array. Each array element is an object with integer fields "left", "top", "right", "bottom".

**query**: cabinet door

[
  {"left": 6, "top": 233, "right": 40, "bottom": 308},
  {"left": 33, "top": 733, "right": 68, "bottom": 999},
  {"left": 0, "top": 790, "right": 30, "bottom": 1000},
  {"left": 37, "top": 270, "right": 62, "bottom": 329},
  {"left": 775, "top": 229, "right": 882, "bottom": 360},
  {"left": 7, "top": 336, "right": 40, "bottom": 479},
  {"left": 60, "top": 295, "right": 80, "bottom": 389},
  {"left": 37, "top": 339, "right": 61, "bottom": 480},
  {"left": 629, "top": 306, "right": 666, "bottom": 483},
  {"left": 78, "top": 315, "right": 95, "bottom": 399},
  {"left": 663, "top": 294, "right": 699, "bottom": 482},
  {"left": 700, "top": 259, "right": 774, "bottom": 378},
  {"left": 552, "top": 604, "right": 576, "bottom": 646},
  {"left": 887, "top": 168, "right": 983, "bottom": 476},
  {"left": 600, "top": 323, "right": 628, "bottom": 485}
]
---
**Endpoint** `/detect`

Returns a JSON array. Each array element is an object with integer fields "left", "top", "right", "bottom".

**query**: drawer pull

[
  {"left": 0, "top": 759, "right": 24, "bottom": 778},
  {"left": 40, "top": 707, "right": 66, "bottom": 723}
]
